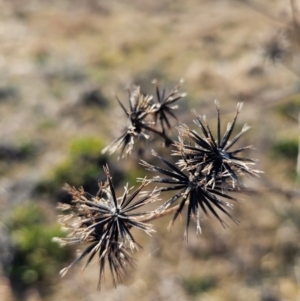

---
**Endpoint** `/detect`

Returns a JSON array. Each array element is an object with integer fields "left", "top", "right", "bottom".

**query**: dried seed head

[
  {"left": 53, "top": 165, "right": 158, "bottom": 288},
  {"left": 102, "top": 80, "right": 185, "bottom": 158},
  {"left": 261, "top": 30, "right": 289, "bottom": 63}
]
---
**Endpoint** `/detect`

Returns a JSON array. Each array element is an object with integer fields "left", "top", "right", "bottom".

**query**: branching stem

[
  {"left": 138, "top": 202, "right": 189, "bottom": 223},
  {"left": 142, "top": 124, "right": 174, "bottom": 146}
]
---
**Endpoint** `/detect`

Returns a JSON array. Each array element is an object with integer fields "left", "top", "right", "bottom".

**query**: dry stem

[{"left": 139, "top": 202, "right": 188, "bottom": 223}]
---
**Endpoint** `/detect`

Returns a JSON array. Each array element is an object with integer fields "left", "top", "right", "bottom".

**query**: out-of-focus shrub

[
  {"left": 4, "top": 203, "right": 71, "bottom": 296},
  {"left": 35, "top": 136, "right": 124, "bottom": 202}
]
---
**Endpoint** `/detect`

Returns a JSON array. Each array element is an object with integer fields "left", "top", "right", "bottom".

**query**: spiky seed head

[{"left": 53, "top": 165, "right": 158, "bottom": 288}]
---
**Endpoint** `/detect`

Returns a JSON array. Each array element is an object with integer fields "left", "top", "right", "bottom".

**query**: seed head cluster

[
  {"left": 54, "top": 80, "right": 262, "bottom": 289},
  {"left": 53, "top": 166, "right": 159, "bottom": 289},
  {"left": 141, "top": 101, "right": 262, "bottom": 238},
  {"left": 102, "top": 80, "right": 186, "bottom": 158}
]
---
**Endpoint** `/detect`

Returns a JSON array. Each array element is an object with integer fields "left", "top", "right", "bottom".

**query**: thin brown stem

[
  {"left": 290, "top": 0, "right": 300, "bottom": 51},
  {"left": 138, "top": 202, "right": 188, "bottom": 223},
  {"left": 142, "top": 124, "right": 174, "bottom": 146},
  {"left": 297, "top": 112, "right": 300, "bottom": 181}
]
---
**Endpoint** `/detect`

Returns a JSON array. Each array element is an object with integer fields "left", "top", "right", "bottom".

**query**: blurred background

[{"left": 1, "top": 0, "right": 300, "bottom": 300}]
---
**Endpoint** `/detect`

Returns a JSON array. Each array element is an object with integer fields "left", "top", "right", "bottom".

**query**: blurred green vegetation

[
  {"left": 5, "top": 203, "right": 71, "bottom": 294},
  {"left": 68, "top": 136, "right": 105, "bottom": 157},
  {"left": 182, "top": 275, "right": 217, "bottom": 296},
  {"left": 271, "top": 136, "right": 298, "bottom": 181},
  {"left": 0, "top": 140, "right": 39, "bottom": 162},
  {"left": 272, "top": 138, "right": 298, "bottom": 160},
  {"left": 35, "top": 136, "right": 124, "bottom": 201},
  {"left": 275, "top": 95, "right": 300, "bottom": 121},
  {"left": 0, "top": 140, "right": 39, "bottom": 176}
]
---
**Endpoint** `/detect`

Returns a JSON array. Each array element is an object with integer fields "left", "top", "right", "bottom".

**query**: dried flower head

[
  {"left": 53, "top": 165, "right": 159, "bottom": 289},
  {"left": 261, "top": 30, "right": 289, "bottom": 63},
  {"left": 140, "top": 150, "right": 239, "bottom": 239},
  {"left": 102, "top": 87, "right": 155, "bottom": 158},
  {"left": 102, "top": 80, "right": 186, "bottom": 158},
  {"left": 176, "top": 101, "right": 261, "bottom": 188},
  {"left": 152, "top": 79, "right": 186, "bottom": 133}
]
